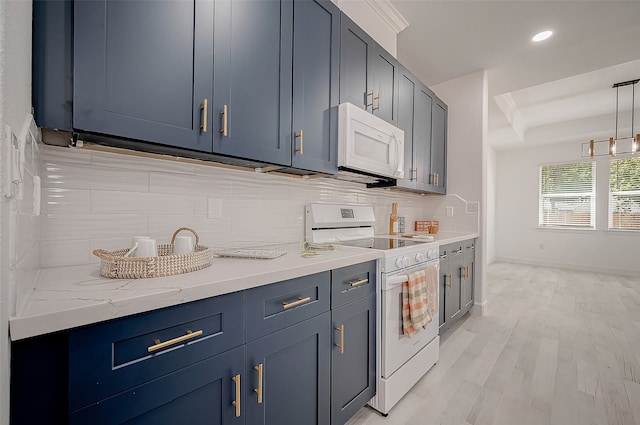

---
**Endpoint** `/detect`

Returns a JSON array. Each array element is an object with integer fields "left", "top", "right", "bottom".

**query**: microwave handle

[{"left": 393, "top": 133, "right": 402, "bottom": 176}]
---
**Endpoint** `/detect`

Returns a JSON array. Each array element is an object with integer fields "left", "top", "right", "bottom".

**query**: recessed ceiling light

[{"left": 532, "top": 30, "right": 553, "bottom": 42}]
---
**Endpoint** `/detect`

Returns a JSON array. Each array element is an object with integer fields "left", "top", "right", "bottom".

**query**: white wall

[
  {"left": 487, "top": 146, "right": 497, "bottom": 263},
  {"left": 0, "top": 0, "right": 34, "bottom": 422},
  {"left": 495, "top": 142, "right": 640, "bottom": 275},
  {"left": 432, "top": 70, "right": 488, "bottom": 311}
]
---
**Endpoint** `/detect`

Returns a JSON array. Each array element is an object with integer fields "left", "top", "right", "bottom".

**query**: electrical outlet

[
  {"left": 208, "top": 198, "right": 222, "bottom": 219},
  {"left": 446, "top": 206, "right": 454, "bottom": 217}
]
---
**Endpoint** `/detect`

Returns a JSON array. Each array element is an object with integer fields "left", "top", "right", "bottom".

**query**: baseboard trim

[
  {"left": 471, "top": 300, "right": 486, "bottom": 316},
  {"left": 494, "top": 256, "right": 640, "bottom": 277}
]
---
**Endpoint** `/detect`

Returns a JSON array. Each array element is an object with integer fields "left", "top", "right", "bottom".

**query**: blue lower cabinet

[
  {"left": 331, "top": 294, "right": 376, "bottom": 425},
  {"left": 245, "top": 312, "right": 331, "bottom": 425},
  {"left": 69, "top": 346, "right": 245, "bottom": 425}
]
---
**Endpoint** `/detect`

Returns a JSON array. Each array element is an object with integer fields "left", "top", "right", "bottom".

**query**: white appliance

[
  {"left": 306, "top": 203, "right": 440, "bottom": 416},
  {"left": 336, "top": 103, "right": 404, "bottom": 183}
]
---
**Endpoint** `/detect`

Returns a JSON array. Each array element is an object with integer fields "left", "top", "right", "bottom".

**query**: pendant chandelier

[{"left": 582, "top": 79, "right": 640, "bottom": 157}]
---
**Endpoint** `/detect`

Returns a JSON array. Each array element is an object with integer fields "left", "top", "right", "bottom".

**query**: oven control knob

[
  {"left": 395, "top": 256, "right": 408, "bottom": 268},
  {"left": 415, "top": 253, "right": 426, "bottom": 262},
  {"left": 427, "top": 249, "right": 438, "bottom": 260}
]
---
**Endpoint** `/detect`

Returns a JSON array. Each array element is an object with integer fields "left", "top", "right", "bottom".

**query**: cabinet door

[
  {"left": 69, "top": 346, "right": 245, "bottom": 425},
  {"left": 430, "top": 97, "right": 447, "bottom": 194},
  {"left": 446, "top": 253, "right": 464, "bottom": 325},
  {"left": 214, "top": 0, "right": 293, "bottom": 165},
  {"left": 397, "top": 71, "right": 416, "bottom": 187},
  {"left": 291, "top": 0, "right": 340, "bottom": 174},
  {"left": 413, "top": 85, "right": 434, "bottom": 188},
  {"left": 371, "top": 46, "right": 399, "bottom": 125},
  {"left": 74, "top": 0, "right": 213, "bottom": 152},
  {"left": 245, "top": 312, "right": 331, "bottom": 425},
  {"left": 331, "top": 294, "right": 376, "bottom": 425},
  {"left": 461, "top": 260, "right": 474, "bottom": 313},
  {"left": 438, "top": 262, "right": 449, "bottom": 334},
  {"left": 339, "top": 14, "right": 374, "bottom": 111}
]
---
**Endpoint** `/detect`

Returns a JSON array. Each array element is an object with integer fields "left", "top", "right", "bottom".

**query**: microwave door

[{"left": 346, "top": 119, "right": 404, "bottom": 179}]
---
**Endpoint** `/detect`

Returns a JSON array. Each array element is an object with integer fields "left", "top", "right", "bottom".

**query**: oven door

[{"left": 381, "top": 260, "right": 439, "bottom": 379}]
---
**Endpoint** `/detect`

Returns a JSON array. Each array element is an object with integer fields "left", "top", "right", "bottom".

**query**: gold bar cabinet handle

[
  {"left": 254, "top": 363, "right": 263, "bottom": 404},
  {"left": 372, "top": 94, "right": 380, "bottom": 111},
  {"left": 148, "top": 329, "right": 203, "bottom": 353},
  {"left": 415, "top": 168, "right": 418, "bottom": 181},
  {"left": 349, "top": 278, "right": 368, "bottom": 287},
  {"left": 200, "top": 99, "right": 208, "bottom": 132},
  {"left": 282, "top": 296, "right": 311, "bottom": 310},
  {"left": 295, "top": 130, "right": 304, "bottom": 154},
  {"left": 335, "top": 325, "right": 344, "bottom": 354},
  {"left": 232, "top": 373, "right": 241, "bottom": 417},
  {"left": 366, "top": 91, "right": 374, "bottom": 108},
  {"left": 447, "top": 274, "right": 452, "bottom": 288},
  {"left": 220, "top": 104, "right": 228, "bottom": 136}
]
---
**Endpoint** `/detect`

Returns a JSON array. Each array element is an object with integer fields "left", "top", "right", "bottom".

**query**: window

[
  {"left": 539, "top": 162, "right": 595, "bottom": 228},
  {"left": 609, "top": 157, "right": 640, "bottom": 230}
]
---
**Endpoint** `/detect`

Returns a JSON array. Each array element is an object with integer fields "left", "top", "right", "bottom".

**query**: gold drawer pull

[
  {"left": 295, "top": 130, "right": 304, "bottom": 154},
  {"left": 220, "top": 104, "right": 228, "bottom": 136},
  {"left": 447, "top": 274, "right": 452, "bottom": 288},
  {"left": 366, "top": 91, "right": 374, "bottom": 109},
  {"left": 349, "top": 278, "right": 368, "bottom": 287},
  {"left": 200, "top": 98, "right": 208, "bottom": 132},
  {"left": 282, "top": 296, "right": 311, "bottom": 310},
  {"left": 335, "top": 325, "right": 344, "bottom": 354},
  {"left": 232, "top": 373, "right": 241, "bottom": 417},
  {"left": 254, "top": 363, "right": 263, "bottom": 404},
  {"left": 372, "top": 94, "right": 380, "bottom": 111},
  {"left": 147, "top": 329, "right": 203, "bottom": 353}
]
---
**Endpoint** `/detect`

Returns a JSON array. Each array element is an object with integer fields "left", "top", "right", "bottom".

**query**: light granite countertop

[
  {"left": 10, "top": 244, "right": 380, "bottom": 341},
  {"left": 10, "top": 232, "right": 478, "bottom": 341}
]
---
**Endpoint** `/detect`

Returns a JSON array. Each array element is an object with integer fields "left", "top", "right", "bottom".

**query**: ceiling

[{"left": 389, "top": 0, "right": 640, "bottom": 150}]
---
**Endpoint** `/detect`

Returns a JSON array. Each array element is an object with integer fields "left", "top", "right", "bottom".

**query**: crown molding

[{"left": 364, "top": 0, "right": 409, "bottom": 34}]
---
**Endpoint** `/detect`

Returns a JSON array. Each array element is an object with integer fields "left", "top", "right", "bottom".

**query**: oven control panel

[{"left": 381, "top": 245, "right": 440, "bottom": 273}]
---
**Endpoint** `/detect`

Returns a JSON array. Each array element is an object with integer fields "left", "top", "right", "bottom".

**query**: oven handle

[{"left": 385, "top": 262, "right": 439, "bottom": 287}]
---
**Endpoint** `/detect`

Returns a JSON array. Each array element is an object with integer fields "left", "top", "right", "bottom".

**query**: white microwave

[{"left": 337, "top": 102, "right": 404, "bottom": 181}]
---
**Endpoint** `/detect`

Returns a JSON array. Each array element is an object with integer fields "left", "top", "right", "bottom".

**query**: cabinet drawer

[
  {"left": 69, "top": 346, "right": 245, "bottom": 425},
  {"left": 438, "top": 243, "right": 449, "bottom": 267},
  {"left": 246, "top": 271, "right": 330, "bottom": 341},
  {"left": 464, "top": 239, "right": 476, "bottom": 263},
  {"left": 69, "top": 291, "right": 244, "bottom": 412},
  {"left": 448, "top": 243, "right": 464, "bottom": 265},
  {"left": 331, "top": 261, "right": 376, "bottom": 308}
]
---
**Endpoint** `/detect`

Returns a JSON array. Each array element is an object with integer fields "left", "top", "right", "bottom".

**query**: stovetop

[{"left": 338, "top": 237, "right": 430, "bottom": 250}]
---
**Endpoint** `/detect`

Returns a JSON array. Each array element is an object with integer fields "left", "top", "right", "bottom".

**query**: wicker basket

[{"left": 93, "top": 227, "right": 212, "bottom": 279}]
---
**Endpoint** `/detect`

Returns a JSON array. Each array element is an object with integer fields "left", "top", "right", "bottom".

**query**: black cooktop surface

[{"left": 339, "top": 237, "right": 428, "bottom": 250}]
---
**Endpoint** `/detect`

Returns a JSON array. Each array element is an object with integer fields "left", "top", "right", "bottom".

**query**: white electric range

[{"left": 305, "top": 203, "right": 440, "bottom": 415}]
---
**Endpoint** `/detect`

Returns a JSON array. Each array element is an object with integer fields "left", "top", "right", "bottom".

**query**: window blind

[
  {"left": 609, "top": 157, "right": 640, "bottom": 230},
  {"left": 539, "top": 162, "right": 595, "bottom": 228}
]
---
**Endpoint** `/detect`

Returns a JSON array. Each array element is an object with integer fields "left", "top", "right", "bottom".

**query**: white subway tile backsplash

[
  {"left": 37, "top": 146, "right": 479, "bottom": 268},
  {"left": 91, "top": 190, "right": 200, "bottom": 215},
  {"left": 42, "top": 188, "right": 91, "bottom": 215},
  {"left": 42, "top": 161, "right": 150, "bottom": 192},
  {"left": 40, "top": 144, "right": 92, "bottom": 165},
  {"left": 91, "top": 149, "right": 197, "bottom": 174},
  {"left": 42, "top": 214, "right": 148, "bottom": 241},
  {"left": 150, "top": 171, "right": 232, "bottom": 197},
  {"left": 41, "top": 240, "right": 92, "bottom": 267}
]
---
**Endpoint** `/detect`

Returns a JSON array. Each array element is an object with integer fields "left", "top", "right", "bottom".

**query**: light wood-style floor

[{"left": 346, "top": 262, "right": 640, "bottom": 425}]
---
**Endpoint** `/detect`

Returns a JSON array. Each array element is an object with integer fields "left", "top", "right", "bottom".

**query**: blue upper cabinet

[
  {"left": 73, "top": 0, "right": 214, "bottom": 152},
  {"left": 213, "top": 0, "right": 293, "bottom": 166},
  {"left": 339, "top": 13, "right": 398, "bottom": 125},
  {"left": 431, "top": 97, "right": 448, "bottom": 194},
  {"left": 396, "top": 66, "right": 447, "bottom": 194},
  {"left": 291, "top": 0, "right": 340, "bottom": 175}
]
